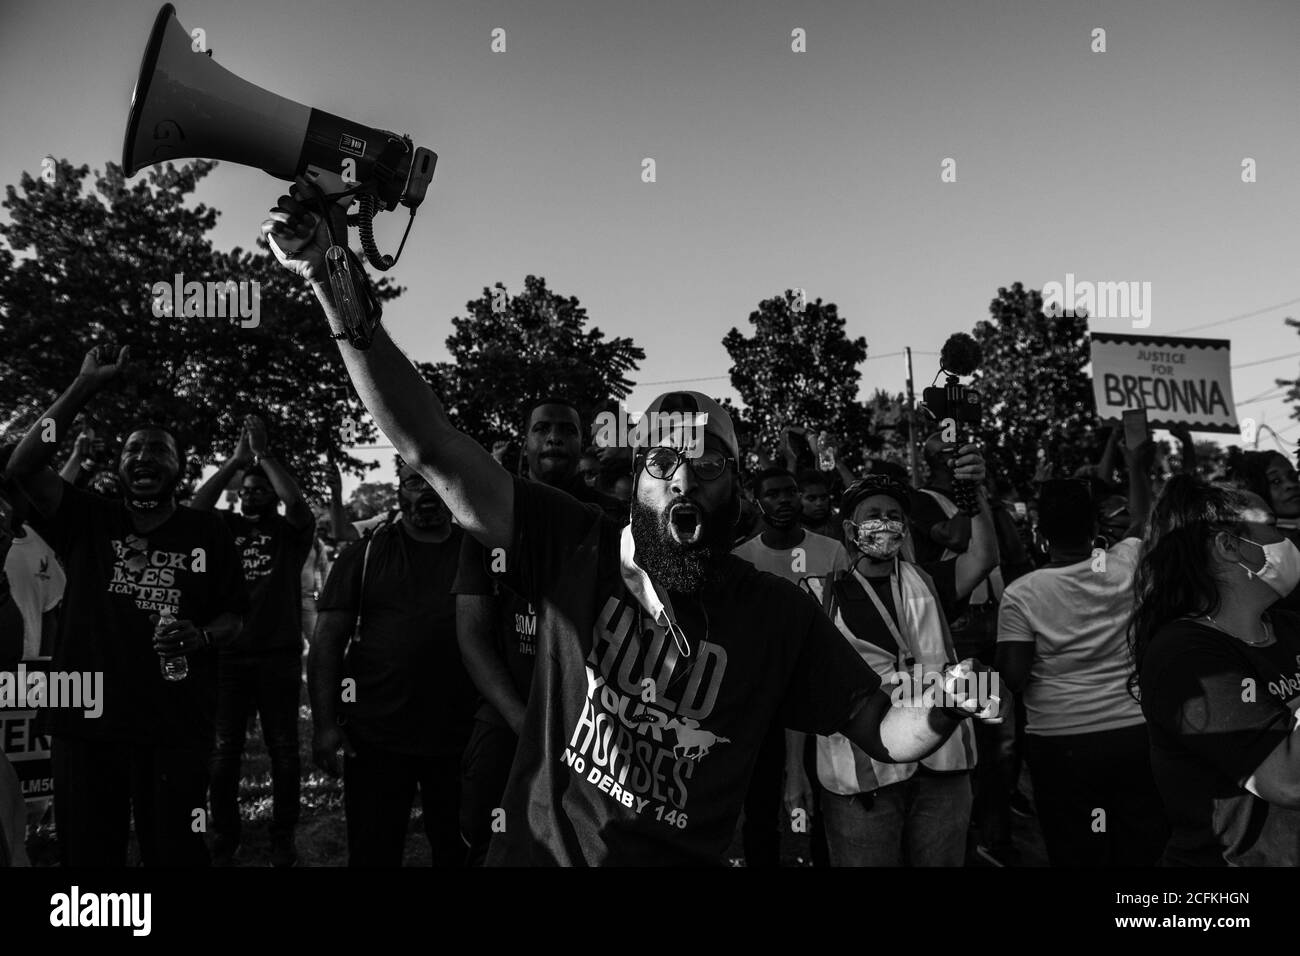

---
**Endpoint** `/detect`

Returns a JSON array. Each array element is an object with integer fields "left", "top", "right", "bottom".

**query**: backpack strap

[
  {"left": 825, "top": 567, "right": 905, "bottom": 663},
  {"left": 353, "top": 509, "right": 399, "bottom": 643}
]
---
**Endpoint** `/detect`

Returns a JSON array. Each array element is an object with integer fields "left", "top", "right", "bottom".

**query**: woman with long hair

[{"left": 1131, "top": 475, "right": 1300, "bottom": 865}]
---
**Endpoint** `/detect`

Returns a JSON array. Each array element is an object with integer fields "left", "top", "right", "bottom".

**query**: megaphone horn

[{"left": 122, "top": 3, "right": 436, "bottom": 232}]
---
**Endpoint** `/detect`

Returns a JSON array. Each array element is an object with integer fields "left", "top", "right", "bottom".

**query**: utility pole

[{"left": 905, "top": 347, "right": 921, "bottom": 487}]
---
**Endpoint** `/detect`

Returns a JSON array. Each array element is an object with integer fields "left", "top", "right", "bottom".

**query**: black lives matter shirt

[
  {"left": 1141, "top": 616, "right": 1300, "bottom": 866},
  {"left": 219, "top": 512, "right": 314, "bottom": 656},
  {"left": 316, "top": 521, "right": 476, "bottom": 757},
  {"left": 35, "top": 481, "right": 248, "bottom": 747},
  {"left": 486, "top": 478, "right": 880, "bottom": 867}
]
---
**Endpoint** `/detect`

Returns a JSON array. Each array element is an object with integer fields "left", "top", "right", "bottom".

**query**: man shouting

[{"left": 263, "top": 183, "right": 1000, "bottom": 865}]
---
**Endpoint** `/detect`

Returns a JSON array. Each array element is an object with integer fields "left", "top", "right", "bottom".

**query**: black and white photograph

[{"left": 0, "top": 0, "right": 1296, "bottom": 937}]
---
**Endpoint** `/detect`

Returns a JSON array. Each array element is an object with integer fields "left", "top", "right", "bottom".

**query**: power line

[
  {"left": 1236, "top": 386, "right": 1289, "bottom": 406},
  {"left": 1232, "top": 350, "right": 1300, "bottom": 370},
  {"left": 634, "top": 375, "right": 730, "bottom": 387},
  {"left": 1171, "top": 296, "right": 1300, "bottom": 334}
]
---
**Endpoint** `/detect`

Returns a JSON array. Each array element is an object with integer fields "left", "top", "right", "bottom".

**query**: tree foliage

[
  {"left": 722, "top": 291, "right": 872, "bottom": 466},
  {"left": 970, "top": 282, "right": 1097, "bottom": 490},
  {"left": 346, "top": 481, "right": 398, "bottom": 520},
  {"left": 418, "top": 275, "right": 644, "bottom": 447},
  {"left": 0, "top": 159, "right": 398, "bottom": 498}
]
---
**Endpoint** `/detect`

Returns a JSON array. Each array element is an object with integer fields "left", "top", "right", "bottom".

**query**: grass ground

[{"left": 26, "top": 676, "right": 1047, "bottom": 867}]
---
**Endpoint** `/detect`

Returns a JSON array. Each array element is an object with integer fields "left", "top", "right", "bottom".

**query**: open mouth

[
  {"left": 668, "top": 502, "right": 703, "bottom": 545},
  {"left": 126, "top": 463, "right": 163, "bottom": 491}
]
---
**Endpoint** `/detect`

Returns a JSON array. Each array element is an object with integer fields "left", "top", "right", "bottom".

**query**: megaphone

[{"left": 122, "top": 3, "right": 436, "bottom": 347}]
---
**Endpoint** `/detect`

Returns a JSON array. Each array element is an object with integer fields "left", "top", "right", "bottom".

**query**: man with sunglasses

[
  {"left": 190, "top": 415, "right": 315, "bottom": 866},
  {"left": 310, "top": 457, "right": 477, "bottom": 866},
  {"left": 263, "top": 187, "right": 1001, "bottom": 865}
]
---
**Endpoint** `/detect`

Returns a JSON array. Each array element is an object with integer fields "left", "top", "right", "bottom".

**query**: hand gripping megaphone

[{"left": 122, "top": 3, "right": 436, "bottom": 348}]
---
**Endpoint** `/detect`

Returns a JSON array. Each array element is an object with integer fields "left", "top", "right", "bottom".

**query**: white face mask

[{"left": 1231, "top": 533, "right": 1300, "bottom": 598}]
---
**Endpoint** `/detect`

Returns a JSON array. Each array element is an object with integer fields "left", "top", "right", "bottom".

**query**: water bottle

[
  {"left": 157, "top": 610, "right": 188, "bottom": 682},
  {"left": 815, "top": 431, "right": 836, "bottom": 472},
  {"left": 817, "top": 443, "right": 836, "bottom": 473}
]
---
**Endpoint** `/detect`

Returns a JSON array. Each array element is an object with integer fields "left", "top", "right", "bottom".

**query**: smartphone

[{"left": 1122, "top": 407, "right": 1149, "bottom": 449}]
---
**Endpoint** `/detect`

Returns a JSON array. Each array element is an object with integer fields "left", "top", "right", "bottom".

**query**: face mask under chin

[{"left": 123, "top": 479, "right": 178, "bottom": 512}]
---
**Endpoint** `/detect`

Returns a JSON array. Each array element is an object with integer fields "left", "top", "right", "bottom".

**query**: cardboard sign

[{"left": 1089, "top": 332, "right": 1237, "bottom": 433}]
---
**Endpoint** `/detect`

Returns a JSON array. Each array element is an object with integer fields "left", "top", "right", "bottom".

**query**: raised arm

[
  {"left": 262, "top": 184, "right": 513, "bottom": 552},
  {"left": 950, "top": 445, "right": 999, "bottom": 599},
  {"left": 1121, "top": 439, "right": 1156, "bottom": 538},
  {"left": 243, "top": 415, "right": 313, "bottom": 530},
  {"left": 190, "top": 429, "right": 251, "bottom": 512},
  {"left": 5, "top": 346, "right": 129, "bottom": 518},
  {"left": 1095, "top": 426, "right": 1121, "bottom": 484},
  {"left": 59, "top": 427, "right": 94, "bottom": 485},
  {"left": 1169, "top": 423, "right": 1198, "bottom": 478},
  {"left": 327, "top": 465, "right": 358, "bottom": 543}
]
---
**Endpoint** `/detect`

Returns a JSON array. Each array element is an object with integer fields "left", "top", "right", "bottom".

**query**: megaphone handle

[{"left": 325, "top": 246, "right": 370, "bottom": 347}]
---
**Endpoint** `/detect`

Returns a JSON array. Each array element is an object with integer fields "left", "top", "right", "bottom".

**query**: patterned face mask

[{"left": 853, "top": 518, "right": 906, "bottom": 559}]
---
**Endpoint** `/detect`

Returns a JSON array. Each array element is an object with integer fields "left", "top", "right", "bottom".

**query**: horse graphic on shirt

[{"left": 663, "top": 717, "right": 730, "bottom": 761}]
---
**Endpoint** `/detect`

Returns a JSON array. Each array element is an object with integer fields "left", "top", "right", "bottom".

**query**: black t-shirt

[
  {"left": 852, "top": 560, "right": 964, "bottom": 661},
  {"left": 220, "top": 511, "right": 314, "bottom": 656},
  {"left": 1140, "top": 615, "right": 1300, "bottom": 866},
  {"left": 316, "top": 521, "right": 475, "bottom": 757},
  {"left": 486, "top": 477, "right": 881, "bottom": 866},
  {"left": 451, "top": 473, "right": 626, "bottom": 726},
  {"left": 33, "top": 481, "right": 249, "bottom": 747}
]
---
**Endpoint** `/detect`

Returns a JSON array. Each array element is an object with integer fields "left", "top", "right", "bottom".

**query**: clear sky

[{"left": 3, "top": 0, "right": 1299, "bottom": 493}]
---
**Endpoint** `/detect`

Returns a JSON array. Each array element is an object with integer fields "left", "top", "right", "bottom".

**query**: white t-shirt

[
  {"left": 996, "top": 537, "right": 1145, "bottom": 736},
  {"left": 3, "top": 526, "right": 65, "bottom": 659},
  {"left": 731, "top": 529, "right": 849, "bottom": 593}
]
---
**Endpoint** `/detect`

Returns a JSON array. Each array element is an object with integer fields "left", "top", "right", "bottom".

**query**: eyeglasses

[
  {"left": 399, "top": 475, "right": 430, "bottom": 491},
  {"left": 641, "top": 447, "right": 733, "bottom": 482},
  {"left": 238, "top": 487, "right": 271, "bottom": 496}
]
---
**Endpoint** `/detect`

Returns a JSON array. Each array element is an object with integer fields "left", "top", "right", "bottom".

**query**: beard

[{"left": 630, "top": 493, "right": 735, "bottom": 595}]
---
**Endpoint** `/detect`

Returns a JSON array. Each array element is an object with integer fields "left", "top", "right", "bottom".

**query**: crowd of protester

[{"left": 2, "top": 201, "right": 1299, "bottom": 867}]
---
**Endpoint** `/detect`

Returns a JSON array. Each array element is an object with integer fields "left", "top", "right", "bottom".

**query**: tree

[
  {"left": 860, "top": 388, "right": 917, "bottom": 474},
  {"left": 0, "top": 159, "right": 397, "bottom": 498},
  {"left": 346, "top": 481, "right": 398, "bottom": 521},
  {"left": 722, "top": 291, "right": 872, "bottom": 465},
  {"left": 970, "top": 282, "right": 1097, "bottom": 490},
  {"left": 418, "top": 276, "right": 644, "bottom": 447},
  {"left": 1273, "top": 317, "right": 1300, "bottom": 440}
]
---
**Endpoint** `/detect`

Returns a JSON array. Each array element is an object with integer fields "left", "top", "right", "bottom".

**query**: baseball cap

[
  {"left": 632, "top": 391, "right": 739, "bottom": 460},
  {"left": 842, "top": 474, "right": 913, "bottom": 517}
]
